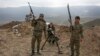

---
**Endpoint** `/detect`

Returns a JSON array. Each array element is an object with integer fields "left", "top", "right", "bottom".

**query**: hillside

[
  {"left": 0, "top": 21, "right": 21, "bottom": 29},
  {"left": 84, "top": 19, "right": 100, "bottom": 27},
  {"left": 0, "top": 21, "right": 100, "bottom": 56}
]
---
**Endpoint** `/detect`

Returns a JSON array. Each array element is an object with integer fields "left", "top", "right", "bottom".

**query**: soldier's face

[{"left": 75, "top": 19, "right": 80, "bottom": 24}]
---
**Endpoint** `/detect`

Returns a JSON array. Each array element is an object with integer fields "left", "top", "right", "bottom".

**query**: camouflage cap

[{"left": 39, "top": 13, "right": 44, "bottom": 17}]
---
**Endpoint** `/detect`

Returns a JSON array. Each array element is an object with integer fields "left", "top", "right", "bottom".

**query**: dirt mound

[{"left": 0, "top": 21, "right": 21, "bottom": 29}]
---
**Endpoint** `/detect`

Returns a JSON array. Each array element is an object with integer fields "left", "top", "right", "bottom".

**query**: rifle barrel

[
  {"left": 28, "top": 2, "right": 34, "bottom": 15},
  {"left": 67, "top": 4, "right": 72, "bottom": 26}
]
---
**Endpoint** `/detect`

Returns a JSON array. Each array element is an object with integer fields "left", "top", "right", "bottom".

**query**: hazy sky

[{"left": 0, "top": 0, "right": 100, "bottom": 7}]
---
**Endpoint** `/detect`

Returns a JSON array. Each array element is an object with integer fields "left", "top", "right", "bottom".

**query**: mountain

[
  {"left": 84, "top": 19, "right": 100, "bottom": 27},
  {"left": 0, "top": 6, "right": 100, "bottom": 25}
]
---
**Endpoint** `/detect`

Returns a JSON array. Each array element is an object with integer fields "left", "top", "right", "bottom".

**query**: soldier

[
  {"left": 31, "top": 14, "right": 46, "bottom": 55},
  {"left": 41, "top": 22, "right": 62, "bottom": 54},
  {"left": 70, "top": 16, "right": 83, "bottom": 56},
  {"left": 47, "top": 23, "right": 56, "bottom": 44}
]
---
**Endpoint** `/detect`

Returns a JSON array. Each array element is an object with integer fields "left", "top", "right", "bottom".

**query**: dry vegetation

[{"left": 0, "top": 21, "right": 100, "bottom": 56}]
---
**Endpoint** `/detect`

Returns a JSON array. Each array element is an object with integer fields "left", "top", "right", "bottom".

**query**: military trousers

[
  {"left": 70, "top": 39, "right": 80, "bottom": 56},
  {"left": 31, "top": 31, "right": 42, "bottom": 53}
]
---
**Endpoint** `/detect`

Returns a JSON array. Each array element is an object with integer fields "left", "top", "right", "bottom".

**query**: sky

[{"left": 0, "top": 0, "right": 100, "bottom": 8}]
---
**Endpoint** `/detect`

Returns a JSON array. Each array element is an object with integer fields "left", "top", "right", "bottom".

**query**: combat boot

[
  {"left": 31, "top": 50, "right": 35, "bottom": 56},
  {"left": 37, "top": 49, "right": 41, "bottom": 55},
  {"left": 37, "top": 52, "right": 41, "bottom": 55}
]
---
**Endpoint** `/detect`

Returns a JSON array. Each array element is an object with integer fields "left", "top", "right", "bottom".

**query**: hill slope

[
  {"left": 0, "top": 21, "right": 100, "bottom": 56},
  {"left": 84, "top": 19, "right": 100, "bottom": 27}
]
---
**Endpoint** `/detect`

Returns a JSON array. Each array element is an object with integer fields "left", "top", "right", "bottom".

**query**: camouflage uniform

[
  {"left": 31, "top": 14, "right": 46, "bottom": 55},
  {"left": 47, "top": 24, "right": 56, "bottom": 44},
  {"left": 70, "top": 24, "right": 83, "bottom": 56}
]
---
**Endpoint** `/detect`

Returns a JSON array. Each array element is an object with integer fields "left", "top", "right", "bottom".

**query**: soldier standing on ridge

[
  {"left": 31, "top": 14, "right": 46, "bottom": 55},
  {"left": 47, "top": 23, "right": 56, "bottom": 44},
  {"left": 70, "top": 16, "right": 83, "bottom": 56}
]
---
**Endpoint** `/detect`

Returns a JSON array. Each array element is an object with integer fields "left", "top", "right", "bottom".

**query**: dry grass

[{"left": 0, "top": 22, "right": 100, "bottom": 56}]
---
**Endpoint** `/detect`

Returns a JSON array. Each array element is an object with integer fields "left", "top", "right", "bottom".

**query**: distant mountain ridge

[{"left": 0, "top": 6, "right": 100, "bottom": 25}]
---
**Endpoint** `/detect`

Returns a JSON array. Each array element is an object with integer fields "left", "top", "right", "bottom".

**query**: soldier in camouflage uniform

[
  {"left": 31, "top": 14, "right": 46, "bottom": 55},
  {"left": 70, "top": 16, "right": 83, "bottom": 56},
  {"left": 47, "top": 23, "right": 56, "bottom": 44}
]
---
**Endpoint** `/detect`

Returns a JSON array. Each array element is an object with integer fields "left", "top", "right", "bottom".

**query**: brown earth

[{"left": 0, "top": 22, "right": 100, "bottom": 56}]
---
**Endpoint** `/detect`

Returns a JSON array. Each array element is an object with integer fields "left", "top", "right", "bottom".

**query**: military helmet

[{"left": 39, "top": 13, "right": 44, "bottom": 17}]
